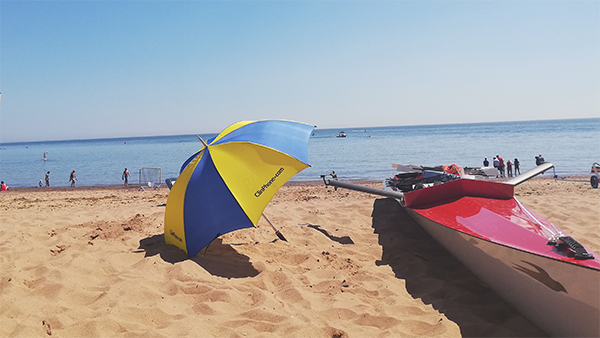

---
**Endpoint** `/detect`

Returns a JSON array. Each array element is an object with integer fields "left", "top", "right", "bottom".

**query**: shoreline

[
  {"left": 1, "top": 174, "right": 593, "bottom": 192},
  {"left": 1, "top": 179, "right": 375, "bottom": 191}
]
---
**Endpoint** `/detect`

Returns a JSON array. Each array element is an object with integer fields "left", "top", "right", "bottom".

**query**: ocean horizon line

[{"left": 1, "top": 117, "right": 597, "bottom": 146}]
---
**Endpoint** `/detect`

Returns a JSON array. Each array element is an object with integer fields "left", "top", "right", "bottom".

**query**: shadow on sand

[
  {"left": 138, "top": 234, "right": 260, "bottom": 279},
  {"left": 371, "top": 198, "right": 547, "bottom": 338},
  {"left": 306, "top": 224, "right": 355, "bottom": 245}
]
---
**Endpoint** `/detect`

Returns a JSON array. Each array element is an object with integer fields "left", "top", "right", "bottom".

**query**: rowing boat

[{"left": 321, "top": 163, "right": 600, "bottom": 337}]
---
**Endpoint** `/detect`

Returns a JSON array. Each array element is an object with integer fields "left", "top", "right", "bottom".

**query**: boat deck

[{"left": 405, "top": 179, "right": 600, "bottom": 269}]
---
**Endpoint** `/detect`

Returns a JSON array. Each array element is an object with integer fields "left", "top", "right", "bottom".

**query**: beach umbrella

[{"left": 164, "top": 120, "right": 314, "bottom": 257}]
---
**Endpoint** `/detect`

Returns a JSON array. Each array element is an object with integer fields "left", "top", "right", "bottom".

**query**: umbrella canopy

[{"left": 164, "top": 120, "right": 314, "bottom": 257}]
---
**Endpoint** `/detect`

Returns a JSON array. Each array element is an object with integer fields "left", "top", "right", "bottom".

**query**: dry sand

[{"left": 0, "top": 178, "right": 598, "bottom": 337}]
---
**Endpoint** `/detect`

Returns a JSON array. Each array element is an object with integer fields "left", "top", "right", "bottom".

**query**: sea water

[{"left": 0, "top": 118, "right": 598, "bottom": 188}]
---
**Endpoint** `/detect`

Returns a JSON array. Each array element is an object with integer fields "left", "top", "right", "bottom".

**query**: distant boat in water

[{"left": 336, "top": 131, "right": 347, "bottom": 138}]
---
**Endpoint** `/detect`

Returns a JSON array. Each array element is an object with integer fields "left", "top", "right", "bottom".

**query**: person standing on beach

[
  {"left": 497, "top": 155, "right": 505, "bottom": 177},
  {"left": 483, "top": 157, "right": 489, "bottom": 167},
  {"left": 69, "top": 170, "right": 77, "bottom": 187},
  {"left": 45, "top": 171, "right": 50, "bottom": 187},
  {"left": 122, "top": 168, "right": 130, "bottom": 186},
  {"left": 507, "top": 160, "right": 513, "bottom": 177},
  {"left": 331, "top": 171, "right": 337, "bottom": 180},
  {"left": 514, "top": 158, "right": 521, "bottom": 175},
  {"left": 492, "top": 157, "right": 499, "bottom": 176}
]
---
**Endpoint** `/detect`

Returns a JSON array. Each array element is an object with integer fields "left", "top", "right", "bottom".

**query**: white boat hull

[{"left": 406, "top": 208, "right": 600, "bottom": 337}]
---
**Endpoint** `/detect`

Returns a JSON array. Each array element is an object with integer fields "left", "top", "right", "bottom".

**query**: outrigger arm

[
  {"left": 320, "top": 175, "right": 404, "bottom": 200},
  {"left": 504, "top": 162, "right": 554, "bottom": 186}
]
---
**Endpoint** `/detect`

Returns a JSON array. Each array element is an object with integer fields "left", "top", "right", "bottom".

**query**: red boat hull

[{"left": 403, "top": 179, "right": 600, "bottom": 337}]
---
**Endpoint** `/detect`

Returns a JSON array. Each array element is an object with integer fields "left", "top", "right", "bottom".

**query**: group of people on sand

[
  {"left": 3, "top": 168, "right": 130, "bottom": 190},
  {"left": 37, "top": 170, "right": 77, "bottom": 188},
  {"left": 483, "top": 155, "right": 521, "bottom": 178},
  {"left": 483, "top": 154, "right": 547, "bottom": 178}
]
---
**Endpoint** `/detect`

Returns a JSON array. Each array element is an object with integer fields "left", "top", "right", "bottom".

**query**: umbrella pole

[{"left": 261, "top": 213, "right": 288, "bottom": 242}]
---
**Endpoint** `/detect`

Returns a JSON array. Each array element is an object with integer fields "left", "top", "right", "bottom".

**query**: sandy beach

[{"left": 1, "top": 177, "right": 598, "bottom": 337}]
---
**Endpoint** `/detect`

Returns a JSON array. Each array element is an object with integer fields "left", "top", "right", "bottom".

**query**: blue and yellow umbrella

[{"left": 164, "top": 120, "right": 314, "bottom": 257}]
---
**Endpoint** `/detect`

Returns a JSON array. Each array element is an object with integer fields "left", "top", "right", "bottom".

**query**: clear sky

[{"left": 1, "top": 0, "right": 598, "bottom": 143}]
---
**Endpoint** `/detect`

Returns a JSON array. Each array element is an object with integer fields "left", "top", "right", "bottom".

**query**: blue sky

[{"left": 1, "top": 0, "right": 598, "bottom": 143}]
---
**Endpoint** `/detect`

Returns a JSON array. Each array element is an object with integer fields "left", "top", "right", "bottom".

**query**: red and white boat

[{"left": 322, "top": 163, "right": 600, "bottom": 337}]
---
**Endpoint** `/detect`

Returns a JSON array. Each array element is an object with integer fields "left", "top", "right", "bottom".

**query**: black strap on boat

[{"left": 553, "top": 236, "right": 594, "bottom": 260}]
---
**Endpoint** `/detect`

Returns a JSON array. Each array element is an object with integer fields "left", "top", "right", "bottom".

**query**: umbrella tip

[{"left": 276, "top": 231, "right": 288, "bottom": 242}]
